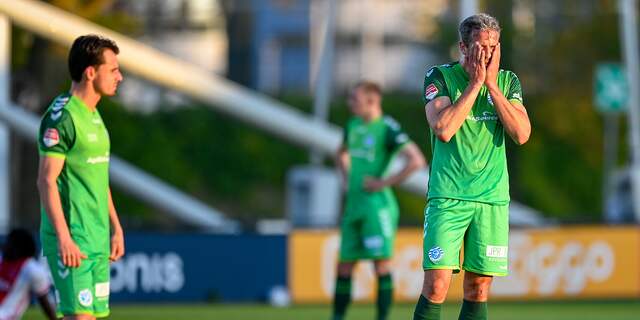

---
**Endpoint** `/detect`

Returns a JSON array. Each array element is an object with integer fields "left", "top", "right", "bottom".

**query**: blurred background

[{"left": 0, "top": 0, "right": 639, "bottom": 319}]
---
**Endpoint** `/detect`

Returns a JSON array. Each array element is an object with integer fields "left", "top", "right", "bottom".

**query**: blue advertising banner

[{"left": 108, "top": 233, "right": 286, "bottom": 302}]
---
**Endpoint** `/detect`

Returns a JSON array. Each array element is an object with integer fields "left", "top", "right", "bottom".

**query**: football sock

[
  {"left": 413, "top": 294, "right": 442, "bottom": 320},
  {"left": 332, "top": 275, "right": 352, "bottom": 320},
  {"left": 457, "top": 299, "right": 488, "bottom": 320},
  {"left": 376, "top": 273, "right": 393, "bottom": 320}
]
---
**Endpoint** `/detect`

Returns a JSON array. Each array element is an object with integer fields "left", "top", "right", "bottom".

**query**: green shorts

[
  {"left": 46, "top": 254, "right": 110, "bottom": 318},
  {"left": 339, "top": 205, "right": 399, "bottom": 262},
  {"left": 422, "top": 198, "right": 509, "bottom": 276}
]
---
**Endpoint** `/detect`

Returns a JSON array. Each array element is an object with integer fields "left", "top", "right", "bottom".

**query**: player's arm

[
  {"left": 378, "top": 142, "right": 425, "bottom": 188},
  {"left": 108, "top": 188, "right": 125, "bottom": 262},
  {"left": 485, "top": 43, "right": 531, "bottom": 145},
  {"left": 37, "top": 157, "right": 86, "bottom": 268},
  {"left": 336, "top": 125, "right": 351, "bottom": 190},
  {"left": 364, "top": 121, "right": 426, "bottom": 192},
  {"left": 37, "top": 111, "right": 87, "bottom": 268},
  {"left": 426, "top": 43, "right": 486, "bottom": 143}
]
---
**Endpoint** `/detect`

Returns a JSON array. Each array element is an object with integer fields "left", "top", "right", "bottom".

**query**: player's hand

[
  {"left": 485, "top": 42, "right": 501, "bottom": 88},
  {"left": 469, "top": 42, "right": 487, "bottom": 86},
  {"left": 363, "top": 177, "right": 387, "bottom": 192},
  {"left": 110, "top": 229, "right": 125, "bottom": 262},
  {"left": 58, "top": 236, "right": 87, "bottom": 268}
]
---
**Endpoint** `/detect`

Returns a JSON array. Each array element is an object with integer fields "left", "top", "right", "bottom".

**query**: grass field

[{"left": 22, "top": 300, "right": 640, "bottom": 319}]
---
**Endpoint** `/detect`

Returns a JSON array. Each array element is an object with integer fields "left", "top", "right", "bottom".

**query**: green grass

[{"left": 23, "top": 300, "right": 640, "bottom": 320}]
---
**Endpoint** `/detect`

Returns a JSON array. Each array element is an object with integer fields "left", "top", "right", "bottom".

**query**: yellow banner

[{"left": 288, "top": 227, "right": 640, "bottom": 303}]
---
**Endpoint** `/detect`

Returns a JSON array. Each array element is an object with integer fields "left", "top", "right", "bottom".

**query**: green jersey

[
  {"left": 343, "top": 115, "right": 410, "bottom": 216},
  {"left": 423, "top": 62, "right": 523, "bottom": 204},
  {"left": 38, "top": 93, "right": 111, "bottom": 258}
]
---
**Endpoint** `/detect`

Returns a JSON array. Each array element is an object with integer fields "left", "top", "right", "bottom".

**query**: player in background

[
  {"left": 333, "top": 81, "right": 426, "bottom": 320},
  {"left": 37, "top": 35, "right": 125, "bottom": 320},
  {"left": 0, "top": 228, "right": 56, "bottom": 320},
  {"left": 413, "top": 14, "right": 531, "bottom": 320}
]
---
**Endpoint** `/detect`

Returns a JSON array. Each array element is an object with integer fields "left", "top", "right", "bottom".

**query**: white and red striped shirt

[{"left": 0, "top": 257, "right": 50, "bottom": 320}]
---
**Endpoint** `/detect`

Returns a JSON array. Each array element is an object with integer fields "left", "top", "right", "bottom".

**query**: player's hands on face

[
  {"left": 110, "top": 229, "right": 125, "bottom": 262},
  {"left": 485, "top": 42, "right": 501, "bottom": 88},
  {"left": 469, "top": 42, "right": 487, "bottom": 86},
  {"left": 363, "top": 177, "right": 387, "bottom": 192},
  {"left": 58, "top": 237, "right": 87, "bottom": 268}
]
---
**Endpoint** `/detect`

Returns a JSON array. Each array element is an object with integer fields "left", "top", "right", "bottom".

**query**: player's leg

[
  {"left": 414, "top": 199, "right": 474, "bottom": 320},
  {"left": 458, "top": 272, "right": 492, "bottom": 320},
  {"left": 413, "top": 269, "right": 453, "bottom": 320},
  {"left": 45, "top": 255, "right": 97, "bottom": 320},
  {"left": 373, "top": 259, "right": 393, "bottom": 320},
  {"left": 459, "top": 202, "right": 509, "bottom": 320},
  {"left": 333, "top": 217, "right": 361, "bottom": 320},
  {"left": 363, "top": 204, "right": 398, "bottom": 320}
]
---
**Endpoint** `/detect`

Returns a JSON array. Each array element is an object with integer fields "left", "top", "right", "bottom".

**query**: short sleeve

[
  {"left": 27, "top": 260, "right": 51, "bottom": 296},
  {"left": 38, "top": 109, "right": 75, "bottom": 158},
  {"left": 384, "top": 117, "right": 410, "bottom": 153},
  {"left": 506, "top": 72, "right": 524, "bottom": 104},
  {"left": 423, "top": 67, "right": 450, "bottom": 104}
]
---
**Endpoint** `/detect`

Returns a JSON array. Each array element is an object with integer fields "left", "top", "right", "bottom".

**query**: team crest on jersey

[
  {"left": 43, "top": 128, "right": 60, "bottom": 147},
  {"left": 425, "top": 84, "right": 439, "bottom": 101},
  {"left": 364, "top": 135, "right": 375, "bottom": 147},
  {"left": 78, "top": 289, "right": 93, "bottom": 307},
  {"left": 428, "top": 246, "right": 444, "bottom": 263}
]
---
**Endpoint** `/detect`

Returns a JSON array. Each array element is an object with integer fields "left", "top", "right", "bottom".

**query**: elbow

[
  {"left": 433, "top": 122, "right": 455, "bottom": 143},
  {"left": 435, "top": 130, "right": 453, "bottom": 143},
  {"left": 514, "top": 131, "right": 531, "bottom": 145},
  {"left": 36, "top": 176, "right": 55, "bottom": 192}
]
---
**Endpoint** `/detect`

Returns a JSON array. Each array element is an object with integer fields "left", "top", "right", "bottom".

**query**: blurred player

[
  {"left": 0, "top": 228, "right": 56, "bottom": 320},
  {"left": 413, "top": 14, "right": 531, "bottom": 320},
  {"left": 36, "top": 35, "right": 125, "bottom": 320},
  {"left": 333, "top": 81, "right": 426, "bottom": 320}
]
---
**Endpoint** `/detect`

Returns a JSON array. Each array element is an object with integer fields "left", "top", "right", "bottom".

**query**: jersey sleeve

[
  {"left": 27, "top": 260, "right": 51, "bottom": 296},
  {"left": 38, "top": 109, "right": 75, "bottom": 158},
  {"left": 384, "top": 117, "right": 411, "bottom": 153},
  {"left": 423, "top": 67, "right": 450, "bottom": 104},
  {"left": 506, "top": 72, "right": 524, "bottom": 104}
]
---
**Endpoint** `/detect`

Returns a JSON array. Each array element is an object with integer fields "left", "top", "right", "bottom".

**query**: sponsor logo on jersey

[
  {"left": 467, "top": 111, "right": 498, "bottom": 122},
  {"left": 486, "top": 245, "right": 508, "bottom": 258},
  {"left": 425, "top": 84, "right": 439, "bottom": 101},
  {"left": 87, "top": 152, "right": 110, "bottom": 165},
  {"left": 43, "top": 128, "right": 60, "bottom": 147},
  {"left": 428, "top": 246, "right": 444, "bottom": 263},
  {"left": 78, "top": 289, "right": 93, "bottom": 307}
]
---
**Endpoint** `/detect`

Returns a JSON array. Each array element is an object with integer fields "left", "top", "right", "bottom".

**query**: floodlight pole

[
  {"left": 311, "top": 0, "right": 337, "bottom": 165},
  {"left": 0, "top": 15, "right": 10, "bottom": 234},
  {"left": 619, "top": 0, "right": 640, "bottom": 222}
]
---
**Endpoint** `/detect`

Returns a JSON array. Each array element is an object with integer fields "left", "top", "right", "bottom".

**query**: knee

[
  {"left": 423, "top": 277, "right": 448, "bottom": 303},
  {"left": 374, "top": 260, "right": 391, "bottom": 275},
  {"left": 463, "top": 277, "right": 492, "bottom": 301},
  {"left": 337, "top": 262, "right": 355, "bottom": 277}
]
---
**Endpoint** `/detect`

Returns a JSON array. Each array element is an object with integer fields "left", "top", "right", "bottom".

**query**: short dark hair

[
  {"left": 459, "top": 13, "right": 501, "bottom": 48},
  {"left": 68, "top": 34, "right": 120, "bottom": 82},
  {"left": 354, "top": 80, "right": 382, "bottom": 97},
  {"left": 2, "top": 228, "right": 37, "bottom": 261}
]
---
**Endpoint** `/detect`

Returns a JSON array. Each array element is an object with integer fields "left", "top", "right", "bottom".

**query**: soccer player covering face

[
  {"left": 36, "top": 35, "right": 125, "bottom": 320},
  {"left": 333, "top": 81, "right": 426, "bottom": 320},
  {"left": 413, "top": 14, "right": 531, "bottom": 320}
]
